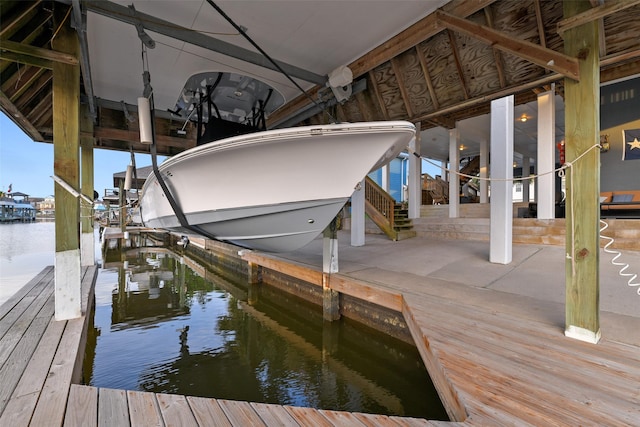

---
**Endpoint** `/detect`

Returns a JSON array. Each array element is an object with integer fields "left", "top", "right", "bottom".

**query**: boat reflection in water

[{"left": 86, "top": 238, "right": 447, "bottom": 420}]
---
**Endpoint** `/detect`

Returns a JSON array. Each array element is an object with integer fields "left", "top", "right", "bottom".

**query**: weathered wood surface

[
  {"left": 3, "top": 257, "right": 639, "bottom": 426},
  {"left": 0, "top": 265, "right": 98, "bottom": 425}
]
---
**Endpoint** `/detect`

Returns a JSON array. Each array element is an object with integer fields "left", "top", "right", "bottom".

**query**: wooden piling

[
  {"left": 51, "top": 11, "right": 81, "bottom": 320},
  {"left": 563, "top": 0, "right": 601, "bottom": 343}
]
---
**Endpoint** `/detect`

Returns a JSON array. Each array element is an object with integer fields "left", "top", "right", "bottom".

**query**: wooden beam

[
  {"left": 0, "top": 39, "right": 78, "bottom": 67},
  {"left": 80, "top": 104, "right": 95, "bottom": 266},
  {"left": 390, "top": 57, "right": 413, "bottom": 117},
  {"left": 368, "top": 70, "right": 390, "bottom": 120},
  {"left": 563, "top": 0, "right": 600, "bottom": 344},
  {"left": 0, "top": 89, "right": 44, "bottom": 141},
  {"left": 8, "top": 67, "right": 46, "bottom": 103},
  {"left": 446, "top": 30, "right": 469, "bottom": 99},
  {"left": 51, "top": 10, "right": 82, "bottom": 320},
  {"left": 414, "top": 73, "right": 563, "bottom": 123},
  {"left": 557, "top": 0, "right": 640, "bottom": 35},
  {"left": 93, "top": 127, "right": 196, "bottom": 151},
  {"left": 0, "top": 1, "right": 40, "bottom": 39},
  {"left": 0, "top": 11, "right": 50, "bottom": 75},
  {"left": 267, "top": 0, "right": 496, "bottom": 127},
  {"left": 533, "top": 0, "right": 547, "bottom": 49},
  {"left": 484, "top": 5, "right": 507, "bottom": 87},
  {"left": 0, "top": 51, "right": 52, "bottom": 70},
  {"left": 349, "top": 0, "right": 496, "bottom": 77},
  {"left": 436, "top": 10, "right": 580, "bottom": 81},
  {"left": 14, "top": 70, "right": 52, "bottom": 110},
  {"left": 416, "top": 46, "right": 440, "bottom": 110}
]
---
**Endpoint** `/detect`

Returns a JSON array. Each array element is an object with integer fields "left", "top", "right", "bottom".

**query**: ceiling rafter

[
  {"left": 0, "top": 1, "right": 41, "bottom": 39},
  {"left": 390, "top": 57, "right": 413, "bottom": 117},
  {"left": 533, "top": 0, "right": 547, "bottom": 49},
  {"left": 483, "top": 6, "right": 507, "bottom": 87},
  {"left": 354, "top": 92, "right": 374, "bottom": 122},
  {"left": 14, "top": 71, "right": 52, "bottom": 110},
  {"left": 415, "top": 46, "right": 439, "bottom": 110},
  {"left": 556, "top": 0, "right": 640, "bottom": 35},
  {"left": 368, "top": 70, "right": 390, "bottom": 120},
  {"left": 348, "top": 0, "right": 497, "bottom": 78},
  {"left": 27, "top": 93, "right": 52, "bottom": 127},
  {"left": 436, "top": 10, "right": 580, "bottom": 81},
  {"left": 446, "top": 29, "right": 469, "bottom": 99},
  {"left": 8, "top": 66, "right": 45, "bottom": 102},
  {"left": 414, "top": 73, "right": 563, "bottom": 124},
  {"left": 0, "top": 89, "right": 43, "bottom": 141},
  {"left": 0, "top": 12, "right": 50, "bottom": 75},
  {"left": 267, "top": 0, "right": 496, "bottom": 127}
]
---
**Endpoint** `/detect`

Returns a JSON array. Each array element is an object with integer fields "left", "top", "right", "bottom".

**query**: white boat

[{"left": 140, "top": 121, "right": 415, "bottom": 252}]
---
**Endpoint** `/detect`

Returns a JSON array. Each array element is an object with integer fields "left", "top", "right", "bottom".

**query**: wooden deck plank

[
  {"left": 156, "top": 393, "right": 198, "bottom": 427},
  {"left": 285, "top": 405, "right": 334, "bottom": 426},
  {"left": 64, "top": 384, "right": 97, "bottom": 427},
  {"left": 0, "top": 273, "right": 52, "bottom": 353},
  {"left": 408, "top": 297, "right": 640, "bottom": 403},
  {"left": 0, "top": 266, "right": 52, "bottom": 320},
  {"left": 318, "top": 409, "right": 369, "bottom": 426},
  {"left": 0, "top": 291, "right": 54, "bottom": 414},
  {"left": 29, "top": 318, "right": 83, "bottom": 427},
  {"left": 98, "top": 388, "right": 130, "bottom": 427},
  {"left": 0, "top": 314, "right": 66, "bottom": 424},
  {"left": 250, "top": 402, "right": 300, "bottom": 427},
  {"left": 218, "top": 399, "right": 267, "bottom": 426},
  {"left": 186, "top": 396, "right": 232, "bottom": 427},
  {"left": 350, "top": 412, "right": 406, "bottom": 427},
  {"left": 127, "top": 390, "right": 163, "bottom": 427},
  {"left": 405, "top": 297, "right": 640, "bottom": 425}
]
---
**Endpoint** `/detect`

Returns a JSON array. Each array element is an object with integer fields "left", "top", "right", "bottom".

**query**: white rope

[
  {"left": 417, "top": 143, "right": 640, "bottom": 295},
  {"left": 600, "top": 220, "right": 640, "bottom": 295}
]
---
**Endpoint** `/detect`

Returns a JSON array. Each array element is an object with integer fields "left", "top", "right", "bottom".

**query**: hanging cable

[{"left": 205, "top": 0, "right": 336, "bottom": 123}]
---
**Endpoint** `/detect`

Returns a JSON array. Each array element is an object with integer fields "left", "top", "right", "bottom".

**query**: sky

[{"left": 0, "top": 112, "right": 158, "bottom": 199}]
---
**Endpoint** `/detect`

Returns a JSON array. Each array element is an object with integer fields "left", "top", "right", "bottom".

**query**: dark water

[{"left": 84, "top": 236, "right": 448, "bottom": 420}]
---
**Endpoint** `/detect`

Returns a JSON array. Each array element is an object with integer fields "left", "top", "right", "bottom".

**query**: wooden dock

[{"left": 1, "top": 255, "right": 639, "bottom": 425}]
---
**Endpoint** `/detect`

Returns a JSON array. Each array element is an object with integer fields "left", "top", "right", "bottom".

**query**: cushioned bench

[{"left": 600, "top": 191, "right": 640, "bottom": 211}]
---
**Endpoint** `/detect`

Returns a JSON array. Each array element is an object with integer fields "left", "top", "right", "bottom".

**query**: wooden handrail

[{"left": 365, "top": 176, "right": 395, "bottom": 232}]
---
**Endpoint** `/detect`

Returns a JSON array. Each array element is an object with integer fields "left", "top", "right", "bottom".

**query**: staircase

[
  {"left": 364, "top": 177, "right": 416, "bottom": 241},
  {"left": 459, "top": 155, "right": 480, "bottom": 183},
  {"left": 415, "top": 207, "right": 640, "bottom": 251}
]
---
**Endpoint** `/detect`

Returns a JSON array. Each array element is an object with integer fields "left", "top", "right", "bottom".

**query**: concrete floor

[{"left": 277, "top": 232, "right": 640, "bottom": 347}]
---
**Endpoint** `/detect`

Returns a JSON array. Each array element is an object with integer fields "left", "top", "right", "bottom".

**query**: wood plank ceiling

[{"left": 1, "top": 0, "right": 640, "bottom": 159}]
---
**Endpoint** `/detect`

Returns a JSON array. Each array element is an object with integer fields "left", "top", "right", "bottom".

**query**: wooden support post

[
  {"left": 247, "top": 262, "right": 262, "bottom": 285},
  {"left": 322, "top": 274, "right": 340, "bottom": 322},
  {"left": 52, "top": 12, "right": 81, "bottom": 320},
  {"left": 80, "top": 104, "right": 95, "bottom": 266},
  {"left": 119, "top": 179, "right": 125, "bottom": 232},
  {"left": 322, "top": 218, "right": 340, "bottom": 321},
  {"left": 563, "top": 0, "right": 601, "bottom": 344}
]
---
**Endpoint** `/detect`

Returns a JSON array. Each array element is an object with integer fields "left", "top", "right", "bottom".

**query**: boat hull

[{"left": 140, "top": 121, "right": 415, "bottom": 252}]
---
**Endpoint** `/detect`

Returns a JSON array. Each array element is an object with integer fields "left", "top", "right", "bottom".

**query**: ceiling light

[
  {"left": 519, "top": 114, "right": 528, "bottom": 122},
  {"left": 459, "top": 145, "right": 464, "bottom": 151}
]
